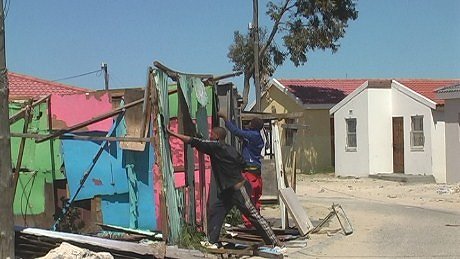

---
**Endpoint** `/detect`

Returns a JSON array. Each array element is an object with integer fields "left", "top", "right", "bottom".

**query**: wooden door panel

[{"left": 392, "top": 117, "right": 404, "bottom": 173}]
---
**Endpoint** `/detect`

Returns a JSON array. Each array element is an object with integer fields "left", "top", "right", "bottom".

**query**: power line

[{"left": 52, "top": 69, "right": 102, "bottom": 82}]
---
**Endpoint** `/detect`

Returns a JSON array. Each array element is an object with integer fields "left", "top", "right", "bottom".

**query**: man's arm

[
  {"left": 218, "top": 112, "right": 252, "bottom": 139},
  {"left": 166, "top": 128, "right": 192, "bottom": 144},
  {"left": 167, "top": 128, "right": 215, "bottom": 155}
]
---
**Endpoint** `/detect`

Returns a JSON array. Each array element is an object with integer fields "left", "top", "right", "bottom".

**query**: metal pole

[
  {"left": 0, "top": 0, "right": 15, "bottom": 256},
  {"left": 253, "top": 0, "right": 261, "bottom": 112},
  {"left": 102, "top": 62, "right": 109, "bottom": 90}
]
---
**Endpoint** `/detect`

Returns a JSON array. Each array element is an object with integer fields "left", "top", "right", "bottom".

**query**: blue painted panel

[
  {"left": 61, "top": 133, "right": 129, "bottom": 200},
  {"left": 101, "top": 145, "right": 156, "bottom": 230}
]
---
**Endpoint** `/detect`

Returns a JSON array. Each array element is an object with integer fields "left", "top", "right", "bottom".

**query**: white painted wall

[
  {"left": 334, "top": 90, "right": 369, "bottom": 177},
  {"left": 367, "top": 88, "right": 393, "bottom": 174},
  {"left": 392, "top": 86, "right": 433, "bottom": 176},
  {"left": 444, "top": 99, "right": 460, "bottom": 183},
  {"left": 432, "top": 110, "right": 446, "bottom": 183}
]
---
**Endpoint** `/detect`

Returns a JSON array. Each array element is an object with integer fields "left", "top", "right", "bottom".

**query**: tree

[{"left": 228, "top": 0, "right": 358, "bottom": 109}]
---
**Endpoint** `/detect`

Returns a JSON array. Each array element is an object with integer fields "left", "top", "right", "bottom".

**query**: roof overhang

[
  {"left": 392, "top": 80, "right": 437, "bottom": 109},
  {"left": 330, "top": 81, "right": 369, "bottom": 114}
]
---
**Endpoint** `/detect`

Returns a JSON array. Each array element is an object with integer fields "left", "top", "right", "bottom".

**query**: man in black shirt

[{"left": 167, "top": 126, "right": 282, "bottom": 248}]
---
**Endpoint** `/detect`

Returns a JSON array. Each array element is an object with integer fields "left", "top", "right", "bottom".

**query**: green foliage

[
  {"left": 227, "top": 0, "right": 358, "bottom": 94},
  {"left": 224, "top": 207, "right": 244, "bottom": 226},
  {"left": 178, "top": 224, "right": 206, "bottom": 250}
]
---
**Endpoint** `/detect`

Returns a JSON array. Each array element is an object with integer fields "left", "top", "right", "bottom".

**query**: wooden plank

[
  {"left": 278, "top": 187, "right": 314, "bottom": 236},
  {"left": 241, "top": 112, "right": 303, "bottom": 120},
  {"left": 272, "top": 122, "right": 288, "bottom": 229},
  {"left": 291, "top": 151, "right": 297, "bottom": 192},
  {"left": 120, "top": 89, "right": 149, "bottom": 151},
  {"left": 281, "top": 124, "right": 309, "bottom": 130},
  {"left": 11, "top": 132, "right": 151, "bottom": 142}
]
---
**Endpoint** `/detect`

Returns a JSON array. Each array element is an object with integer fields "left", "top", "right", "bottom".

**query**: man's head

[
  {"left": 249, "top": 117, "right": 264, "bottom": 131},
  {"left": 211, "top": 126, "right": 227, "bottom": 141}
]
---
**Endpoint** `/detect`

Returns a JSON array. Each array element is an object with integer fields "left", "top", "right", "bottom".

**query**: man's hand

[{"left": 218, "top": 111, "right": 228, "bottom": 121}]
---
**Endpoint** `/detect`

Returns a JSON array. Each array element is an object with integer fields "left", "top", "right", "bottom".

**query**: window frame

[
  {"left": 410, "top": 115, "right": 425, "bottom": 150},
  {"left": 345, "top": 118, "right": 357, "bottom": 151},
  {"left": 284, "top": 118, "right": 297, "bottom": 147}
]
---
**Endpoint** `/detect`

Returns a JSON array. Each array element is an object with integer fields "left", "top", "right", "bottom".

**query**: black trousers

[{"left": 208, "top": 181, "right": 279, "bottom": 246}]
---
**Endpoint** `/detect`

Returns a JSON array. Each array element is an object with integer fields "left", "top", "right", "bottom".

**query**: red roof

[
  {"left": 8, "top": 72, "right": 91, "bottom": 99},
  {"left": 398, "top": 79, "right": 460, "bottom": 104},
  {"left": 277, "top": 78, "right": 460, "bottom": 105}
]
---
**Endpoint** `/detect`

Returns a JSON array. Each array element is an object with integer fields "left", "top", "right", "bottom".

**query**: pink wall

[{"left": 50, "top": 92, "right": 113, "bottom": 131}]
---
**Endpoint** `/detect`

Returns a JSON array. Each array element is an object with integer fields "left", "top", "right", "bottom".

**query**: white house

[
  {"left": 437, "top": 84, "right": 460, "bottom": 183},
  {"left": 330, "top": 79, "right": 460, "bottom": 183}
]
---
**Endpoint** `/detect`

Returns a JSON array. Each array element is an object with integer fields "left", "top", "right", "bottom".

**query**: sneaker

[
  {"left": 273, "top": 246, "right": 287, "bottom": 254},
  {"left": 259, "top": 245, "right": 287, "bottom": 255},
  {"left": 200, "top": 241, "right": 218, "bottom": 249}
]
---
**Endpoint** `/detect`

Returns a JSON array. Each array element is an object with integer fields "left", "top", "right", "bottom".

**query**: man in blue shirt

[{"left": 218, "top": 112, "right": 265, "bottom": 228}]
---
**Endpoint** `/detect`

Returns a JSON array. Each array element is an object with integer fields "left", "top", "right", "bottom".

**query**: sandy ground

[{"left": 259, "top": 173, "right": 460, "bottom": 258}]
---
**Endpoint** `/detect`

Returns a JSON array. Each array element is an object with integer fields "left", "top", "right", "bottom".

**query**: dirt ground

[
  {"left": 294, "top": 173, "right": 460, "bottom": 212},
  {"left": 259, "top": 173, "right": 460, "bottom": 257}
]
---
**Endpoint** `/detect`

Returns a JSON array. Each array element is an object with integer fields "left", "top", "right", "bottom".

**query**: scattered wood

[{"left": 15, "top": 227, "right": 166, "bottom": 259}]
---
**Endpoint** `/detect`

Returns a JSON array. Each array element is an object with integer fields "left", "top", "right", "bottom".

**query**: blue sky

[{"left": 5, "top": 0, "right": 460, "bottom": 96}]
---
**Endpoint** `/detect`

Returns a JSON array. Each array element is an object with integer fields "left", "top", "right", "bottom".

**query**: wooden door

[{"left": 392, "top": 117, "right": 404, "bottom": 173}]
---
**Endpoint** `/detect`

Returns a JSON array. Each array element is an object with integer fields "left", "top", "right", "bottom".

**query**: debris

[
  {"left": 279, "top": 187, "right": 314, "bottom": 235},
  {"left": 37, "top": 242, "right": 114, "bottom": 259},
  {"left": 310, "top": 204, "right": 353, "bottom": 236},
  {"left": 387, "top": 194, "right": 397, "bottom": 198},
  {"left": 437, "top": 186, "right": 454, "bottom": 195}
]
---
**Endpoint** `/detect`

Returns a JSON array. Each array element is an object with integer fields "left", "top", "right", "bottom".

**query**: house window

[
  {"left": 346, "top": 118, "right": 357, "bottom": 151},
  {"left": 410, "top": 115, "right": 424, "bottom": 149},
  {"left": 285, "top": 118, "right": 297, "bottom": 146}
]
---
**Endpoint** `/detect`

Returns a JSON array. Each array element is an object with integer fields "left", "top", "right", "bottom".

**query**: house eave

[
  {"left": 392, "top": 80, "right": 437, "bottom": 109},
  {"left": 330, "top": 81, "right": 369, "bottom": 114}
]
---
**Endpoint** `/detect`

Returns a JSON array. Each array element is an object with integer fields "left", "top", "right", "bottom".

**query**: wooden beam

[
  {"left": 281, "top": 124, "right": 309, "bottom": 130},
  {"left": 241, "top": 112, "right": 303, "bottom": 120},
  {"left": 12, "top": 99, "right": 33, "bottom": 196},
  {"left": 9, "top": 95, "right": 50, "bottom": 125},
  {"left": 12, "top": 132, "right": 151, "bottom": 142},
  {"left": 211, "top": 71, "right": 243, "bottom": 82},
  {"left": 154, "top": 61, "right": 213, "bottom": 81},
  {"left": 35, "top": 98, "right": 143, "bottom": 143}
]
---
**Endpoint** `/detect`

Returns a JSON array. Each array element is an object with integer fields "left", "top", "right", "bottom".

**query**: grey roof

[{"left": 436, "top": 83, "right": 460, "bottom": 94}]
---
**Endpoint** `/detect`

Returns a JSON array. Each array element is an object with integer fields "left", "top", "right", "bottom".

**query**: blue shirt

[{"left": 225, "top": 120, "right": 264, "bottom": 168}]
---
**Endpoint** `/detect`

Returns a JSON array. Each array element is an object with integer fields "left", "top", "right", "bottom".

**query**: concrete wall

[
  {"left": 444, "top": 99, "right": 460, "bottom": 183},
  {"left": 262, "top": 86, "right": 333, "bottom": 173},
  {"left": 432, "top": 110, "right": 446, "bottom": 183},
  {"left": 367, "top": 88, "right": 393, "bottom": 174},
  {"left": 334, "top": 90, "right": 370, "bottom": 177},
  {"left": 392, "top": 86, "right": 434, "bottom": 176}
]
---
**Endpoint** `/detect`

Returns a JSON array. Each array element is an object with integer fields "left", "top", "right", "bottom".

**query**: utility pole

[
  {"left": 102, "top": 62, "right": 109, "bottom": 90},
  {"left": 0, "top": 0, "right": 15, "bottom": 257},
  {"left": 253, "top": 0, "right": 261, "bottom": 112}
]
